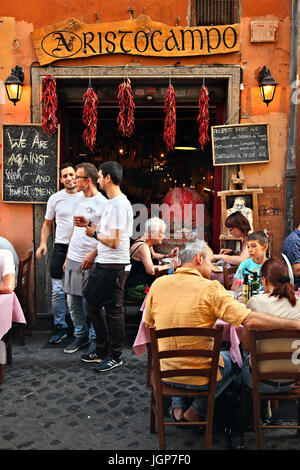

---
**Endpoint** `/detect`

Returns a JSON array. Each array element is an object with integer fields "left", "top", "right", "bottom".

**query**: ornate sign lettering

[{"left": 31, "top": 15, "right": 240, "bottom": 65}]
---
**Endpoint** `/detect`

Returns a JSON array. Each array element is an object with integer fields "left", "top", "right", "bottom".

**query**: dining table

[
  {"left": 0, "top": 292, "right": 26, "bottom": 365},
  {"left": 210, "top": 262, "right": 236, "bottom": 286},
  {"left": 132, "top": 294, "right": 244, "bottom": 368}
]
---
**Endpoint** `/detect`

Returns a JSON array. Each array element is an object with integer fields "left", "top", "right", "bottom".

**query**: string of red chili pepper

[
  {"left": 197, "top": 85, "right": 210, "bottom": 150},
  {"left": 41, "top": 74, "right": 58, "bottom": 136},
  {"left": 163, "top": 84, "right": 176, "bottom": 151},
  {"left": 117, "top": 78, "right": 135, "bottom": 137},
  {"left": 82, "top": 87, "right": 99, "bottom": 152}
]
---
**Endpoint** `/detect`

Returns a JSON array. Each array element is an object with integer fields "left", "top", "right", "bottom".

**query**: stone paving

[{"left": 1, "top": 325, "right": 300, "bottom": 452}]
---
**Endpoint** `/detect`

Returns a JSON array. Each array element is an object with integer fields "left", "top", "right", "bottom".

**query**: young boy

[{"left": 232, "top": 231, "right": 269, "bottom": 292}]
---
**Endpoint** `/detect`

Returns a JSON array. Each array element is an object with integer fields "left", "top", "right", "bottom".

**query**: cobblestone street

[{"left": 1, "top": 326, "right": 300, "bottom": 452}]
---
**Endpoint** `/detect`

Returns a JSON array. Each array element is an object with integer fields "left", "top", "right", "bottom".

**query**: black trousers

[
  {"left": 84, "top": 264, "right": 128, "bottom": 360},
  {"left": 50, "top": 243, "right": 68, "bottom": 279}
]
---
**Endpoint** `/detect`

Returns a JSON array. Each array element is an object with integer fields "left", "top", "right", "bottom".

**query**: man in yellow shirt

[{"left": 145, "top": 240, "right": 300, "bottom": 423}]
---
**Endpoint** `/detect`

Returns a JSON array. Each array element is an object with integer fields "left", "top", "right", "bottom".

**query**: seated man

[
  {"left": 145, "top": 240, "right": 300, "bottom": 423},
  {"left": 0, "top": 249, "right": 15, "bottom": 294},
  {"left": 0, "top": 236, "right": 19, "bottom": 285},
  {"left": 282, "top": 220, "right": 300, "bottom": 290}
]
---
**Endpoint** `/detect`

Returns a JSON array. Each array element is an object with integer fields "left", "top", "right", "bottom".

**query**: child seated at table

[{"left": 231, "top": 231, "right": 269, "bottom": 292}]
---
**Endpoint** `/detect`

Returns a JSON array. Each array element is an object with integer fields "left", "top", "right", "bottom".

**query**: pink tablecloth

[
  {"left": 214, "top": 319, "right": 244, "bottom": 368},
  {"left": 133, "top": 303, "right": 244, "bottom": 368},
  {"left": 132, "top": 296, "right": 150, "bottom": 357},
  {"left": 0, "top": 292, "right": 26, "bottom": 340}
]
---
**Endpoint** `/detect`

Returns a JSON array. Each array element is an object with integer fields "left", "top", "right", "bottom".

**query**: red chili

[
  {"left": 117, "top": 79, "right": 135, "bottom": 137},
  {"left": 164, "top": 85, "right": 176, "bottom": 152},
  {"left": 197, "top": 85, "right": 210, "bottom": 150},
  {"left": 82, "top": 87, "right": 99, "bottom": 152},
  {"left": 41, "top": 74, "right": 58, "bottom": 136}
]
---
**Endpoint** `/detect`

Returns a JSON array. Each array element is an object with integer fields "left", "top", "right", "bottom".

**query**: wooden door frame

[{"left": 31, "top": 64, "right": 241, "bottom": 313}]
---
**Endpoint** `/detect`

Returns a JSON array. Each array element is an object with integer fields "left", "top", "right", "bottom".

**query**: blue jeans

[
  {"left": 52, "top": 278, "right": 67, "bottom": 329},
  {"left": 67, "top": 294, "right": 96, "bottom": 341},
  {"left": 242, "top": 355, "right": 295, "bottom": 393},
  {"left": 168, "top": 351, "right": 234, "bottom": 416}
]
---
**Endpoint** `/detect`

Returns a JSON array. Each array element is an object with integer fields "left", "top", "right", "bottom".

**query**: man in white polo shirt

[
  {"left": 63, "top": 162, "right": 108, "bottom": 354},
  {"left": 36, "top": 162, "right": 82, "bottom": 344},
  {"left": 78, "top": 161, "right": 133, "bottom": 372}
]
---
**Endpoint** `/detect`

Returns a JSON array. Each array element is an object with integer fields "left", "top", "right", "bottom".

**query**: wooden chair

[
  {"left": 223, "top": 265, "right": 238, "bottom": 290},
  {"left": 15, "top": 250, "right": 33, "bottom": 344},
  {"left": 248, "top": 329, "right": 300, "bottom": 449},
  {"left": 149, "top": 325, "right": 223, "bottom": 450},
  {"left": 145, "top": 267, "right": 172, "bottom": 387},
  {"left": 0, "top": 329, "right": 13, "bottom": 384},
  {"left": 124, "top": 296, "right": 143, "bottom": 328},
  {"left": 154, "top": 266, "right": 170, "bottom": 279},
  {"left": 282, "top": 253, "right": 294, "bottom": 285}
]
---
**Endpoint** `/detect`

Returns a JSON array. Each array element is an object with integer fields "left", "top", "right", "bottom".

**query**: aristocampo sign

[{"left": 31, "top": 15, "right": 240, "bottom": 65}]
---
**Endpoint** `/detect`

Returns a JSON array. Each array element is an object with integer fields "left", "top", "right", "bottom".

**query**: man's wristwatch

[{"left": 93, "top": 231, "right": 99, "bottom": 240}]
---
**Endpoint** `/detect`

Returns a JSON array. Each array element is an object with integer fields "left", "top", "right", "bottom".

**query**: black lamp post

[
  {"left": 4, "top": 66, "right": 24, "bottom": 105},
  {"left": 258, "top": 66, "right": 278, "bottom": 106}
]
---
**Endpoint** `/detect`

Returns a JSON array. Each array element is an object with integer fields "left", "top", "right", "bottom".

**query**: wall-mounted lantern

[
  {"left": 4, "top": 66, "right": 24, "bottom": 105},
  {"left": 258, "top": 66, "right": 278, "bottom": 106}
]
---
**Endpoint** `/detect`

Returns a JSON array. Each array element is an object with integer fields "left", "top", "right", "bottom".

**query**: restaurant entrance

[
  {"left": 57, "top": 77, "right": 226, "bottom": 250},
  {"left": 32, "top": 65, "right": 241, "bottom": 314}
]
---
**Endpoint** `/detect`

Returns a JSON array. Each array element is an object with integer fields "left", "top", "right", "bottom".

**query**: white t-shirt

[
  {"left": 247, "top": 293, "right": 300, "bottom": 320},
  {"left": 247, "top": 293, "right": 300, "bottom": 376},
  {"left": 67, "top": 192, "right": 108, "bottom": 262},
  {"left": 0, "top": 249, "right": 15, "bottom": 283},
  {"left": 0, "top": 237, "right": 19, "bottom": 279},
  {"left": 96, "top": 194, "right": 133, "bottom": 264},
  {"left": 45, "top": 189, "right": 83, "bottom": 244}
]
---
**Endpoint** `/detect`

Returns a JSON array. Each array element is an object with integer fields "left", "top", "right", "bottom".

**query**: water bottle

[
  {"left": 234, "top": 279, "right": 243, "bottom": 302},
  {"left": 168, "top": 258, "right": 175, "bottom": 274}
]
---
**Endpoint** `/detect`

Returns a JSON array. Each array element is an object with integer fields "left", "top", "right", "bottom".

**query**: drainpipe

[{"left": 285, "top": 0, "right": 300, "bottom": 236}]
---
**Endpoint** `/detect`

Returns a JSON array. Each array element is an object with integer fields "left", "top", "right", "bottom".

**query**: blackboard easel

[
  {"left": 211, "top": 123, "right": 270, "bottom": 166},
  {"left": 1, "top": 124, "right": 60, "bottom": 203}
]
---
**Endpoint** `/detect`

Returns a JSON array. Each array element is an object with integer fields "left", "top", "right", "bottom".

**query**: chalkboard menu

[
  {"left": 211, "top": 123, "right": 270, "bottom": 166},
  {"left": 1, "top": 124, "right": 59, "bottom": 203}
]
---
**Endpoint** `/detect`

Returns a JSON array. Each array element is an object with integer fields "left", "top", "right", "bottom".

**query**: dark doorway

[{"left": 57, "top": 78, "right": 226, "bottom": 251}]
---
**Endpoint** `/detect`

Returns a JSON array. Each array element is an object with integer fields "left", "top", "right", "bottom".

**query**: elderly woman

[
  {"left": 125, "top": 217, "right": 178, "bottom": 300},
  {"left": 213, "top": 211, "right": 251, "bottom": 266},
  {"left": 0, "top": 249, "right": 15, "bottom": 294}
]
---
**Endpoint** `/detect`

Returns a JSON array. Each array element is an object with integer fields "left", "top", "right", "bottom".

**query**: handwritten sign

[
  {"left": 31, "top": 15, "right": 240, "bottom": 65},
  {"left": 211, "top": 123, "right": 270, "bottom": 166},
  {"left": 1, "top": 124, "right": 59, "bottom": 203}
]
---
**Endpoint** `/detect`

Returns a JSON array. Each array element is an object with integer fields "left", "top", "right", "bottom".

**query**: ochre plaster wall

[{"left": 0, "top": 16, "right": 35, "bottom": 259}]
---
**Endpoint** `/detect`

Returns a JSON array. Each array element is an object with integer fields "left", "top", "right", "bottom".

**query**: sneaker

[
  {"left": 49, "top": 326, "right": 67, "bottom": 344},
  {"left": 81, "top": 351, "right": 102, "bottom": 363},
  {"left": 63, "top": 337, "right": 89, "bottom": 354},
  {"left": 94, "top": 357, "right": 123, "bottom": 372}
]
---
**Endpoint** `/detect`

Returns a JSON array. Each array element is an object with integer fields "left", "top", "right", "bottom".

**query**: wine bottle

[
  {"left": 250, "top": 270, "right": 260, "bottom": 297},
  {"left": 242, "top": 274, "right": 249, "bottom": 304}
]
